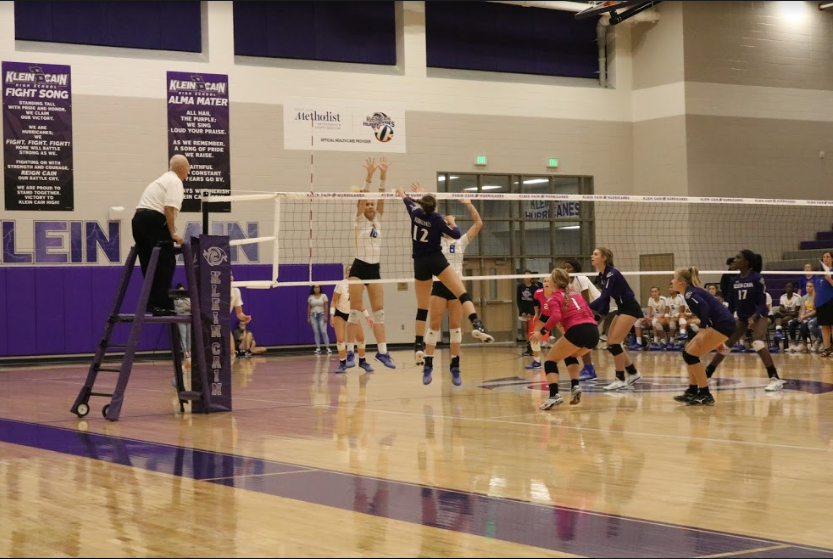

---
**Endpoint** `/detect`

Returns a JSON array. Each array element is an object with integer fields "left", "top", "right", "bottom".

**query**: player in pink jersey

[
  {"left": 529, "top": 268, "right": 600, "bottom": 410},
  {"left": 526, "top": 276, "right": 553, "bottom": 371}
]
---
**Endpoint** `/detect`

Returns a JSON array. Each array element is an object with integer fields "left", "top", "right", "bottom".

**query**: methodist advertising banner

[
  {"left": 3, "top": 61, "right": 73, "bottom": 211},
  {"left": 167, "top": 71, "right": 230, "bottom": 213},
  {"left": 284, "top": 97, "right": 406, "bottom": 153}
]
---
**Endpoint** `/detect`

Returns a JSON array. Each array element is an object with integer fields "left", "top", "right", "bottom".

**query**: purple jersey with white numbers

[
  {"left": 589, "top": 265, "right": 637, "bottom": 316},
  {"left": 728, "top": 271, "right": 768, "bottom": 320},
  {"left": 403, "top": 197, "right": 461, "bottom": 258},
  {"left": 684, "top": 286, "right": 735, "bottom": 332}
]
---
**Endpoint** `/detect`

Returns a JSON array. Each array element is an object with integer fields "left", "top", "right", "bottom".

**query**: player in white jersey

[
  {"left": 421, "top": 198, "right": 482, "bottom": 386},
  {"left": 331, "top": 265, "right": 376, "bottom": 374},
  {"left": 631, "top": 286, "right": 666, "bottom": 350},
  {"left": 348, "top": 157, "right": 395, "bottom": 369},
  {"left": 665, "top": 284, "right": 688, "bottom": 347},
  {"left": 562, "top": 259, "right": 600, "bottom": 381}
]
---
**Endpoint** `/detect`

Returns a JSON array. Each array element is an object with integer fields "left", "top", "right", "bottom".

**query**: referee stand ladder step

[{"left": 70, "top": 242, "right": 210, "bottom": 422}]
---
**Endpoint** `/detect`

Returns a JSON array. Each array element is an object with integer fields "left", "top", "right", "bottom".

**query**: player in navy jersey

[
  {"left": 420, "top": 197, "right": 482, "bottom": 386},
  {"left": 588, "top": 247, "right": 644, "bottom": 391},
  {"left": 704, "top": 250, "right": 784, "bottom": 391},
  {"left": 670, "top": 267, "right": 737, "bottom": 406},
  {"left": 396, "top": 184, "right": 493, "bottom": 368}
]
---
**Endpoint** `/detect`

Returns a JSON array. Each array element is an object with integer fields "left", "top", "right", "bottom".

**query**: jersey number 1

[{"left": 412, "top": 225, "right": 428, "bottom": 243}]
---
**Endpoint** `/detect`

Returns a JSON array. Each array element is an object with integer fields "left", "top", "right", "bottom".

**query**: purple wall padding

[
  {"left": 426, "top": 2, "right": 599, "bottom": 79},
  {"left": 233, "top": 1, "right": 396, "bottom": 65},
  {"left": 1, "top": 264, "right": 342, "bottom": 358},
  {"left": 0, "top": 268, "right": 7, "bottom": 357},
  {"left": 14, "top": 1, "right": 202, "bottom": 53}
]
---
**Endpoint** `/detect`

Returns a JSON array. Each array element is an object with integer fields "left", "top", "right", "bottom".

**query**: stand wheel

[
  {"left": 75, "top": 403, "right": 89, "bottom": 418},
  {"left": 102, "top": 404, "right": 110, "bottom": 418}
]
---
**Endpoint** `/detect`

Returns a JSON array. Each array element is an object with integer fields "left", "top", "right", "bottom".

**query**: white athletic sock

[{"left": 378, "top": 343, "right": 388, "bottom": 354}]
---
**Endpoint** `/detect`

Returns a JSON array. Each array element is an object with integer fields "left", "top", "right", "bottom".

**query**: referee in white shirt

[{"left": 131, "top": 154, "right": 189, "bottom": 316}]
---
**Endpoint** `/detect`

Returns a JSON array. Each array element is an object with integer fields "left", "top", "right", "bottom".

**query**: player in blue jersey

[
  {"left": 704, "top": 250, "right": 784, "bottom": 391},
  {"left": 588, "top": 247, "right": 644, "bottom": 391},
  {"left": 670, "top": 267, "right": 737, "bottom": 406},
  {"left": 396, "top": 184, "right": 493, "bottom": 367}
]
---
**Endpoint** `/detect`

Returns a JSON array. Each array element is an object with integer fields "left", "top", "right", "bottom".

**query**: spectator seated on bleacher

[
  {"left": 630, "top": 286, "right": 665, "bottom": 351},
  {"left": 789, "top": 280, "right": 820, "bottom": 353},
  {"left": 776, "top": 282, "right": 801, "bottom": 350}
]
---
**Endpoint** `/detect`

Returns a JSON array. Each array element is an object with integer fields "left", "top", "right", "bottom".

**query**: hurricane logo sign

[
  {"left": 364, "top": 111, "right": 396, "bottom": 143},
  {"left": 203, "top": 246, "right": 229, "bottom": 266}
]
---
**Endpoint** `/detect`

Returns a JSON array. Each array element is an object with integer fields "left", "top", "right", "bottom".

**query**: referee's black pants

[{"left": 131, "top": 209, "right": 176, "bottom": 311}]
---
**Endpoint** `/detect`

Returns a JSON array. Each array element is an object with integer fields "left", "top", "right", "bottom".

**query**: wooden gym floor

[{"left": 2, "top": 346, "right": 833, "bottom": 558}]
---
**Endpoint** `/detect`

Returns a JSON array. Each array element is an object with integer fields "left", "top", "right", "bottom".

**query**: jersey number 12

[{"left": 412, "top": 225, "right": 428, "bottom": 243}]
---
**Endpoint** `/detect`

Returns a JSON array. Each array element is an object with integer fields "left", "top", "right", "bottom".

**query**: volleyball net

[{"left": 201, "top": 191, "right": 833, "bottom": 291}]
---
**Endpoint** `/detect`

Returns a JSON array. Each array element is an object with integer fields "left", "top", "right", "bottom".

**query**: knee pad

[
  {"left": 348, "top": 310, "right": 361, "bottom": 324},
  {"left": 682, "top": 350, "right": 700, "bottom": 365},
  {"left": 652, "top": 318, "right": 659, "bottom": 329},
  {"left": 425, "top": 328, "right": 440, "bottom": 346},
  {"left": 690, "top": 324, "right": 700, "bottom": 333},
  {"left": 373, "top": 309, "right": 385, "bottom": 324},
  {"left": 459, "top": 292, "right": 473, "bottom": 305},
  {"left": 564, "top": 356, "right": 579, "bottom": 367},
  {"left": 530, "top": 341, "right": 541, "bottom": 352},
  {"left": 337, "top": 342, "right": 346, "bottom": 352},
  {"left": 679, "top": 318, "right": 687, "bottom": 329},
  {"left": 607, "top": 343, "right": 624, "bottom": 356},
  {"left": 752, "top": 340, "right": 766, "bottom": 352},
  {"left": 544, "top": 360, "right": 559, "bottom": 374},
  {"left": 358, "top": 342, "right": 366, "bottom": 350},
  {"left": 416, "top": 308, "right": 429, "bottom": 322},
  {"left": 450, "top": 328, "right": 462, "bottom": 344},
  {"left": 518, "top": 315, "right": 529, "bottom": 323}
]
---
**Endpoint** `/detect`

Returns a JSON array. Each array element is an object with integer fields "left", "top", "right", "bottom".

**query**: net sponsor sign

[{"left": 284, "top": 97, "right": 406, "bottom": 153}]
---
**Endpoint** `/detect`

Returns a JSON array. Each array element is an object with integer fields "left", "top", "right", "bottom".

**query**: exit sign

[
  {"left": 475, "top": 155, "right": 487, "bottom": 166},
  {"left": 547, "top": 158, "right": 559, "bottom": 168}
]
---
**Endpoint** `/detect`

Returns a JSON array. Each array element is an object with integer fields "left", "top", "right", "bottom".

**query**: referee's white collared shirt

[{"left": 136, "top": 171, "right": 184, "bottom": 213}]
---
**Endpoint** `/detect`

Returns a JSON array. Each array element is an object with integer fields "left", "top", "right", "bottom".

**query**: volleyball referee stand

[{"left": 70, "top": 236, "right": 231, "bottom": 422}]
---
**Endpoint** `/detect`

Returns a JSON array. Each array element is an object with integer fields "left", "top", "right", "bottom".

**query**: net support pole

[
  {"left": 201, "top": 189, "right": 210, "bottom": 235},
  {"left": 273, "top": 197, "right": 281, "bottom": 284}
]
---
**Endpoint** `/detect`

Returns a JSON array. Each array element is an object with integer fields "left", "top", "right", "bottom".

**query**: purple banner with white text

[
  {"left": 167, "top": 71, "right": 230, "bottom": 213},
  {"left": 3, "top": 61, "right": 73, "bottom": 211}
]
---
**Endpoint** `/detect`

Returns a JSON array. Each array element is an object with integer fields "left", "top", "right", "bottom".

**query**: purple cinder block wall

[{"left": 0, "top": 264, "right": 341, "bottom": 358}]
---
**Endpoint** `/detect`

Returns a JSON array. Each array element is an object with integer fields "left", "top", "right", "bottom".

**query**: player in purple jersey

[
  {"left": 704, "top": 250, "right": 784, "bottom": 392},
  {"left": 588, "top": 247, "right": 644, "bottom": 391},
  {"left": 670, "top": 267, "right": 736, "bottom": 406},
  {"left": 396, "top": 184, "right": 493, "bottom": 371}
]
